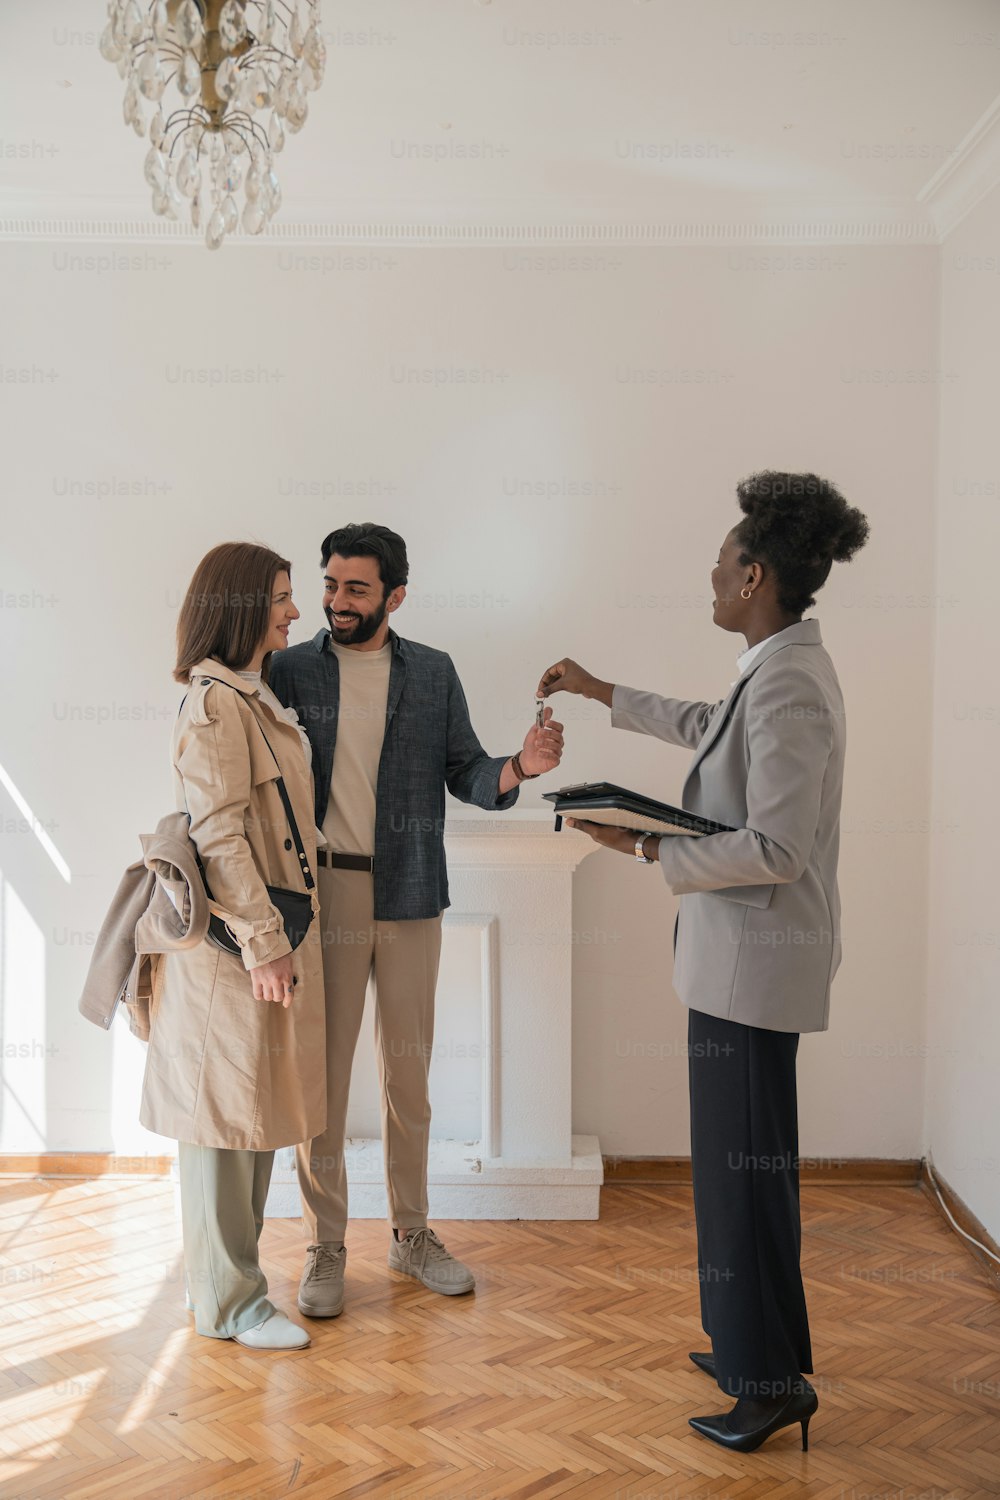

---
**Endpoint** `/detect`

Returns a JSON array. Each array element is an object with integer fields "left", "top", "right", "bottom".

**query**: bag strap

[{"left": 180, "top": 675, "right": 315, "bottom": 894}]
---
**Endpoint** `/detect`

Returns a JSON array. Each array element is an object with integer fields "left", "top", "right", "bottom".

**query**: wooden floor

[{"left": 1, "top": 1178, "right": 998, "bottom": 1500}]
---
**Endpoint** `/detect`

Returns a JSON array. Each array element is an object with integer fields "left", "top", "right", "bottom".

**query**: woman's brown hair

[{"left": 174, "top": 542, "right": 292, "bottom": 684}]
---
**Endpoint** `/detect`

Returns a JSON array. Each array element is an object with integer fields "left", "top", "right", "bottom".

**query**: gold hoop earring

[{"left": 741, "top": 586, "right": 753, "bottom": 600}]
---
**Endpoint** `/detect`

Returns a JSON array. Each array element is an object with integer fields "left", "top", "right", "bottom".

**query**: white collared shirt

[
  {"left": 736, "top": 637, "right": 772, "bottom": 677},
  {"left": 730, "top": 622, "right": 806, "bottom": 686}
]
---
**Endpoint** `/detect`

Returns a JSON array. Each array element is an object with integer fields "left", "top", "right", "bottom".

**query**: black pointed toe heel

[
  {"left": 689, "top": 1384, "right": 818, "bottom": 1453},
  {"left": 688, "top": 1350, "right": 716, "bottom": 1378}
]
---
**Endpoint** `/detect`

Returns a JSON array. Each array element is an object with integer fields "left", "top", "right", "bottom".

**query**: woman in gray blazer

[{"left": 539, "top": 471, "right": 870, "bottom": 1454}]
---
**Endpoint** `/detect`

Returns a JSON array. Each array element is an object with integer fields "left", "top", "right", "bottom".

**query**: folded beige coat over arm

[{"left": 78, "top": 810, "right": 210, "bottom": 1041}]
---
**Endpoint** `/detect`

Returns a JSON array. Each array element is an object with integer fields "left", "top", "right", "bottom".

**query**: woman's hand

[
  {"left": 564, "top": 818, "right": 659, "bottom": 861},
  {"left": 536, "top": 658, "right": 613, "bottom": 707},
  {"left": 250, "top": 953, "right": 297, "bottom": 1008}
]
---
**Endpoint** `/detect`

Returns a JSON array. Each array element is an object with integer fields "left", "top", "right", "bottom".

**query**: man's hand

[
  {"left": 519, "top": 705, "right": 564, "bottom": 776},
  {"left": 537, "top": 658, "right": 613, "bottom": 708},
  {"left": 250, "top": 952, "right": 297, "bottom": 1007}
]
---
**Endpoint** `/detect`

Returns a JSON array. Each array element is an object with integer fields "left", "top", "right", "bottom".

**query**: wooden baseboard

[
  {"left": 920, "top": 1161, "right": 1000, "bottom": 1288},
  {"left": 1, "top": 1152, "right": 925, "bottom": 1186},
  {"left": 603, "top": 1156, "right": 923, "bottom": 1185}
]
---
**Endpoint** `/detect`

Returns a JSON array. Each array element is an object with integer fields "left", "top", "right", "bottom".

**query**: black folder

[{"left": 542, "top": 781, "right": 735, "bottom": 838}]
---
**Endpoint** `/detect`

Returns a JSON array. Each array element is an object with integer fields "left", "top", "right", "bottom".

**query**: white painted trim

[
  {"left": 442, "top": 912, "right": 500, "bottom": 1159},
  {"left": 444, "top": 817, "right": 601, "bottom": 871},
  {"left": 917, "top": 93, "right": 1000, "bottom": 240},
  {"left": 260, "top": 1135, "right": 604, "bottom": 1221}
]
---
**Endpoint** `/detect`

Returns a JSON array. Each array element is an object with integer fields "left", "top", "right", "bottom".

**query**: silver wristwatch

[{"left": 634, "top": 833, "right": 653, "bottom": 864}]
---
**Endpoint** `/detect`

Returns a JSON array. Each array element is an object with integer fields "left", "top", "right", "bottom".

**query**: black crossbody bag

[{"left": 182, "top": 677, "right": 316, "bottom": 956}]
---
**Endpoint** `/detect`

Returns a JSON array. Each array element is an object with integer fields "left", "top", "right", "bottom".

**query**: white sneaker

[{"left": 233, "top": 1311, "right": 311, "bottom": 1350}]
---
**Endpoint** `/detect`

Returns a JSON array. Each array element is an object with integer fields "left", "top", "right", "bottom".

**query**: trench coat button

[
  {"left": 284, "top": 838, "right": 292, "bottom": 850},
  {"left": 200, "top": 678, "right": 211, "bottom": 685}
]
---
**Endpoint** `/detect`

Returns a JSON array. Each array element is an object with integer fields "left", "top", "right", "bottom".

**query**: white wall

[
  {"left": 0, "top": 239, "right": 937, "bottom": 1165},
  {"left": 924, "top": 183, "right": 1000, "bottom": 1237}
]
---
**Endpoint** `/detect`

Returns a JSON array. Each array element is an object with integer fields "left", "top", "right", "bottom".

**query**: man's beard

[{"left": 325, "top": 596, "right": 388, "bottom": 645}]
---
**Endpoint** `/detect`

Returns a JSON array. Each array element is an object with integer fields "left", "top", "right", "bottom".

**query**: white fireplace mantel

[{"left": 264, "top": 814, "right": 604, "bottom": 1220}]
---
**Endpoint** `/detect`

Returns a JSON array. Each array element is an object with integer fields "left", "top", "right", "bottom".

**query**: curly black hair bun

[
  {"left": 734, "top": 471, "right": 870, "bottom": 615},
  {"left": 831, "top": 509, "right": 870, "bottom": 564}
]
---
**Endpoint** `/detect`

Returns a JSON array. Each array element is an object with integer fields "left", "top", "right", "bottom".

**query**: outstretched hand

[
  {"left": 537, "top": 658, "right": 614, "bottom": 709},
  {"left": 536, "top": 657, "right": 593, "bottom": 699}
]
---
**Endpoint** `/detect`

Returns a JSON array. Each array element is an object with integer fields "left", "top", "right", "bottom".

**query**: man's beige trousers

[{"left": 296, "top": 864, "right": 443, "bottom": 1244}]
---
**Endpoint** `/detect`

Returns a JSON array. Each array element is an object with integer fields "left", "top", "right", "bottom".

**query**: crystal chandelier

[{"left": 99, "top": 1, "right": 326, "bottom": 248}]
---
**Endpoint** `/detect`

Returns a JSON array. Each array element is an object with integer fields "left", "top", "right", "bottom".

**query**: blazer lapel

[
  {"left": 385, "top": 630, "right": 406, "bottom": 728},
  {"left": 313, "top": 630, "right": 339, "bottom": 789},
  {"left": 684, "top": 674, "right": 752, "bottom": 783},
  {"left": 684, "top": 620, "right": 823, "bottom": 781}
]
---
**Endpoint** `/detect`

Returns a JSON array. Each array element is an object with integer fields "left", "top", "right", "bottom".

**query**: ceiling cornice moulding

[
  {"left": 918, "top": 93, "right": 1000, "bottom": 239},
  {"left": 0, "top": 216, "right": 940, "bottom": 247}
]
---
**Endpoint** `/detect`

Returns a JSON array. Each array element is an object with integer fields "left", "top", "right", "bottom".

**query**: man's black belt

[{"left": 316, "top": 851, "right": 374, "bottom": 872}]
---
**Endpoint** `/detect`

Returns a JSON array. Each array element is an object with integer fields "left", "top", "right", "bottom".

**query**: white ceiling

[{"left": 2, "top": 0, "right": 1000, "bottom": 242}]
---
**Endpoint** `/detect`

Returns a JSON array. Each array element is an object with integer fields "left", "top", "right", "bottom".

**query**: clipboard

[{"left": 542, "top": 781, "right": 735, "bottom": 838}]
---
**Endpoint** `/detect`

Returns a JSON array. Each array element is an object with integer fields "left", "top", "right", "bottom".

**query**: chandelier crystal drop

[{"left": 100, "top": 0, "right": 325, "bottom": 249}]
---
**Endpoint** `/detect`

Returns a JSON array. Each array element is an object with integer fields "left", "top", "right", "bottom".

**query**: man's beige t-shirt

[{"left": 321, "top": 638, "right": 392, "bottom": 856}]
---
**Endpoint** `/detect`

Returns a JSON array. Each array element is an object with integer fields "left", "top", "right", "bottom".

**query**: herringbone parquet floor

[{"left": 0, "top": 1178, "right": 997, "bottom": 1500}]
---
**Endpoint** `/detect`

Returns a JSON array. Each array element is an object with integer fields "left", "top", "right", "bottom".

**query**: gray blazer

[{"left": 611, "top": 619, "right": 844, "bottom": 1033}]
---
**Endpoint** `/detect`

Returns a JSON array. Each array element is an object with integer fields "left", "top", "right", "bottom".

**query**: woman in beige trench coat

[{"left": 141, "top": 542, "right": 325, "bottom": 1350}]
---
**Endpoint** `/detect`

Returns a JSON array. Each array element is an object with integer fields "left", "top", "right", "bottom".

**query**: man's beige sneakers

[
  {"left": 388, "top": 1227, "right": 475, "bottom": 1295},
  {"left": 297, "top": 1242, "right": 347, "bottom": 1317}
]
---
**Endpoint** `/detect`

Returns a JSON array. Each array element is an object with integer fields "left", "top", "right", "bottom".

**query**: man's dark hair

[
  {"left": 320, "top": 523, "right": 409, "bottom": 595},
  {"left": 734, "top": 471, "right": 871, "bottom": 616}
]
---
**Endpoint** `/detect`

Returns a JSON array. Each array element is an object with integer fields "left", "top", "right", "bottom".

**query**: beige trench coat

[{"left": 139, "top": 658, "right": 326, "bottom": 1151}]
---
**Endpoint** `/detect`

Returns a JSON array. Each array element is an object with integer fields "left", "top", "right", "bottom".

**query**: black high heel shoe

[
  {"left": 689, "top": 1383, "right": 818, "bottom": 1453},
  {"left": 688, "top": 1351, "right": 716, "bottom": 1378}
]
